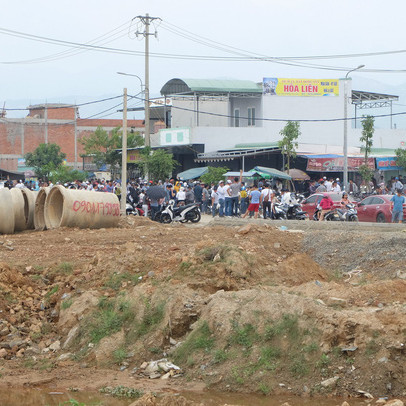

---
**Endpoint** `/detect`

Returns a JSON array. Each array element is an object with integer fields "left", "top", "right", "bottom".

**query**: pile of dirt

[{"left": 0, "top": 220, "right": 406, "bottom": 400}]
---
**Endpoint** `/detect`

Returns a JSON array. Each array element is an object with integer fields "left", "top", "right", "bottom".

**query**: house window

[
  {"left": 166, "top": 133, "right": 172, "bottom": 143},
  {"left": 248, "top": 107, "right": 256, "bottom": 126},
  {"left": 177, "top": 132, "right": 184, "bottom": 142},
  {"left": 234, "top": 109, "right": 240, "bottom": 127}
]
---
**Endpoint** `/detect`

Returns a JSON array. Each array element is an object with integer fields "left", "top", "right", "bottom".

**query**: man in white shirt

[
  {"left": 325, "top": 178, "right": 333, "bottom": 192},
  {"left": 260, "top": 183, "right": 273, "bottom": 219},
  {"left": 216, "top": 180, "right": 227, "bottom": 217},
  {"left": 280, "top": 189, "right": 292, "bottom": 206},
  {"left": 15, "top": 180, "right": 25, "bottom": 189}
]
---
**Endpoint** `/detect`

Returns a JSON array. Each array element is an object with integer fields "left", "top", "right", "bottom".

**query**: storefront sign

[
  {"left": 376, "top": 157, "right": 403, "bottom": 171},
  {"left": 127, "top": 150, "right": 143, "bottom": 163},
  {"left": 263, "top": 78, "right": 339, "bottom": 97},
  {"left": 307, "top": 157, "right": 375, "bottom": 172}
]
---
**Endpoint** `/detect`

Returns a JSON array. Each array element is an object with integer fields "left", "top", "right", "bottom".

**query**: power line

[
  {"left": 2, "top": 94, "right": 123, "bottom": 111},
  {"left": 128, "top": 93, "right": 406, "bottom": 123},
  {"left": 1, "top": 25, "right": 406, "bottom": 73}
]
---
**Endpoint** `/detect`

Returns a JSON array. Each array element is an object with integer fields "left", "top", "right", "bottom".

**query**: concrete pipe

[
  {"left": 10, "top": 188, "right": 26, "bottom": 232},
  {"left": 44, "top": 185, "right": 120, "bottom": 229},
  {"left": 0, "top": 188, "right": 15, "bottom": 234},
  {"left": 21, "top": 188, "right": 37, "bottom": 230},
  {"left": 34, "top": 187, "right": 50, "bottom": 231}
]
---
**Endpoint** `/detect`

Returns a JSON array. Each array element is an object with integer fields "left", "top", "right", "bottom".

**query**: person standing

[
  {"left": 217, "top": 180, "right": 226, "bottom": 217},
  {"left": 391, "top": 189, "right": 405, "bottom": 223},
  {"left": 211, "top": 185, "right": 219, "bottom": 217},
  {"left": 239, "top": 183, "right": 249, "bottom": 215},
  {"left": 228, "top": 170, "right": 243, "bottom": 216},
  {"left": 242, "top": 184, "right": 261, "bottom": 219},
  {"left": 224, "top": 180, "right": 232, "bottom": 216},
  {"left": 316, "top": 180, "right": 327, "bottom": 192},
  {"left": 194, "top": 181, "right": 203, "bottom": 207},
  {"left": 260, "top": 183, "right": 272, "bottom": 219},
  {"left": 202, "top": 184, "right": 210, "bottom": 214}
]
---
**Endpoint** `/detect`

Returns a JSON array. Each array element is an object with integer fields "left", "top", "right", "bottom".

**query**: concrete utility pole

[
  {"left": 120, "top": 88, "right": 128, "bottom": 216},
  {"left": 343, "top": 64, "right": 364, "bottom": 189},
  {"left": 44, "top": 104, "right": 48, "bottom": 144},
  {"left": 134, "top": 14, "right": 161, "bottom": 147},
  {"left": 74, "top": 105, "right": 77, "bottom": 169}
]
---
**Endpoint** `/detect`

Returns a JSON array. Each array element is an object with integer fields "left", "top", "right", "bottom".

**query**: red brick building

[{"left": 0, "top": 104, "right": 145, "bottom": 173}]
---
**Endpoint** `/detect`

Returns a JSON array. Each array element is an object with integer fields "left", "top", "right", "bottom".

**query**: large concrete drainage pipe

[
  {"left": 0, "top": 188, "right": 15, "bottom": 234},
  {"left": 10, "top": 188, "right": 26, "bottom": 232},
  {"left": 21, "top": 188, "right": 37, "bottom": 230},
  {"left": 44, "top": 185, "right": 120, "bottom": 229},
  {"left": 34, "top": 187, "right": 50, "bottom": 231}
]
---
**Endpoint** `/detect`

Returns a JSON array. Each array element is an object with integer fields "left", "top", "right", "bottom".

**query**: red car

[
  {"left": 301, "top": 192, "right": 355, "bottom": 219},
  {"left": 357, "top": 194, "right": 406, "bottom": 223}
]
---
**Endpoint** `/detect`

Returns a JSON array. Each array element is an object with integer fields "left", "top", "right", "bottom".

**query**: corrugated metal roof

[{"left": 161, "top": 78, "right": 262, "bottom": 95}]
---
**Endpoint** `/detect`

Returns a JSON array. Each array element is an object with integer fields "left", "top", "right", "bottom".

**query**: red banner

[{"left": 306, "top": 157, "right": 375, "bottom": 172}]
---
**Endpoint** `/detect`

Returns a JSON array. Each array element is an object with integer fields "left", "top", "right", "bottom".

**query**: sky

[{"left": 1, "top": 0, "right": 406, "bottom": 127}]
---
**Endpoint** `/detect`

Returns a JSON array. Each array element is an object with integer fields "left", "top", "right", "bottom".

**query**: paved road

[{"left": 196, "top": 214, "right": 406, "bottom": 232}]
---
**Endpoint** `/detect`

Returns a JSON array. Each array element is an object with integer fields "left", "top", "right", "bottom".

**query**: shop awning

[
  {"left": 177, "top": 166, "right": 208, "bottom": 180},
  {"left": 251, "top": 166, "right": 292, "bottom": 180}
]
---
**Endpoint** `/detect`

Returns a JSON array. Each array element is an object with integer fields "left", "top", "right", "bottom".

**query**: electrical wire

[
  {"left": 1, "top": 25, "right": 406, "bottom": 73},
  {"left": 128, "top": 93, "right": 406, "bottom": 123}
]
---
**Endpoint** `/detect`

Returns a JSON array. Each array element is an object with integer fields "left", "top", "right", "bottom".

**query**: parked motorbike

[
  {"left": 336, "top": 203, "right": 358, "bottom": 222},
  {"left": 313, "top": 207, "right": 340, "bottom": 221},
  {"left": 272, "top": 202, "right": 287, "bottom": 220},
  {"left": 285, "top": 202, "right": 308, "bottom": 220},
  {"left": 126, "top": 196, "right": 138, "bottom": 216},
  {"left": 160, "top": 200, "right": 201, "bottom": 224}
]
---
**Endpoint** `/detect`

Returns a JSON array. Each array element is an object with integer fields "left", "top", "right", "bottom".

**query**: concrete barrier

[
  {"left": 34, "top": 187, "right": 50, "bottom": 231},
  {"left": 0, "top": 188, "right": 15, "bottom": 234},
  {"left": 10, "top": 188, "right": 26, "bottom": 232},
  {"left": 44, "top": 185, "right": 120, "bottom": 229}
]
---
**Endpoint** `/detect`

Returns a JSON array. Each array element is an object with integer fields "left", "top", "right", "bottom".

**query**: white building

[{"left": 144, "top": 78, "right": 404, "bottom": 177}]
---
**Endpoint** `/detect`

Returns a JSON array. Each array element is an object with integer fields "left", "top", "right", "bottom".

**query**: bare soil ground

[{"left": 0, "top": 217, "right": 405, "bottom": 404}]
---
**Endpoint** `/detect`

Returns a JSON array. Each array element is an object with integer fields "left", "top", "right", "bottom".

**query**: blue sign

[{"left": 376, "top": 157, "right": 403, "bottom": 171}]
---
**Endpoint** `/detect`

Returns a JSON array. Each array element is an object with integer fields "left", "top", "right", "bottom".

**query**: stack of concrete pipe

[{"left": 0, "top": 185, "right": 120, "bottom": 235}]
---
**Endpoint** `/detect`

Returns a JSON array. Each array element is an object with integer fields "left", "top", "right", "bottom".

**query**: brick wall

[{"left": 0, "top": 106, "right": 144, "bottom": 171}]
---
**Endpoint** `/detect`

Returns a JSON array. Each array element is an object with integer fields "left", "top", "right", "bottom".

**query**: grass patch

[
  {"left": 213, "top": 349, "right": 228, "bottom": 364},
  {"left": 103, "top": 272, "right": 141, "bottom": 291},
  {"left": 173, "top": 321, "right": 214, "bottom": 364},
  {"left": 316, "top": 353, "right": 331, "bottom": 369},
  {"left": 113, "top": 347, "right": 127, "bottom": 364},
  {"left": 57, "top": 262, "right": 74, "bottom": 274},
  {"left": 304, "top": 342, "right": 319, "bottom": 353},
  {"left": 258, "top": 382, "right": 272, "bottom": 395},
  {"left": 61, "top": 299, "right": 73, "bottom": 310},
  {"left": 45, "top": 285, "right": 59, "bottom": 300},
  {"left": 365, "top": 339, "right": 379, "bottom": 356},
  {"left": 228, "top": 321, "right": 258, "bottom": 349},
  {"left": 264, "top": 314, "right": 300, "bottom": 341},
  {"left": 87, "top": 297, "right": 134, "bottom": 344},
  {"left": 99, "top": 385, "right": 143, "bottom": 399},
  {"left": 290, "top": 354, "right": 309, "bottom": 377}
]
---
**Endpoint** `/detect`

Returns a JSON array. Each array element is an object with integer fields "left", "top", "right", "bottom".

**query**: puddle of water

[
  {"left": 0, "top": 388, "right": 389, "bottom": 406},
  {"left": 0, "top": 389, "right": 132, "bottom": 406}
]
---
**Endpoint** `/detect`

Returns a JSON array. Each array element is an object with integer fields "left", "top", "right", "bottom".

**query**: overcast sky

[{"left": 1, "top": 0, "right": 406, "bottom": 123}]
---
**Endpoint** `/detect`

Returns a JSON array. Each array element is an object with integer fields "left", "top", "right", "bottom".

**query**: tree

[
  {"left": 278, "top": 121, "right": 300, "bottom": 171},
  {"left": 359, "top": 115, "right": 374, "bottom": 181},
  {"left": 80, "top": 126, "right": 144, "bottom": 169},
  {"left": 200, "top": 166, "right": 229, "bottom": 185},
  {"left": 395, "top": 147, "right": 406, "bottom": 170},
  {"left": 25, "top": 143, "right": 66, "bottom": 179},
  {"left": 49, "top": 165, "right": 88, "bottom": 184},
  {"left": 145, "top": 149, "right": 178, "bottom": 182}
]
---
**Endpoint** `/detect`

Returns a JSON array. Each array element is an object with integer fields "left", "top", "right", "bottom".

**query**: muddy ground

[{"left": 0, "top": 217, "right": 405, "bottom": 405}]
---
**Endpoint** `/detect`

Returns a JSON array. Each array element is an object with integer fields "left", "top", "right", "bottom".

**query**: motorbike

[
  {"left": 313, "top": 207, "right": 340, "bottom": 221},
  {"left": 126, "top": 196, "right": 144, "bottom": 216},
  {"left": 272, "top": 202, "right": 287, "bottom": 220},
  {"left": 160, "top": 200, "right": 201, "bottom": 224},
  {"left": 336, "top": 203, "right": 358, "bottom": 222}
]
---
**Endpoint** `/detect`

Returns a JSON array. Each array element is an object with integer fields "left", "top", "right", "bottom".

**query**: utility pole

[
  {"left": 134, "top": 14, "right": 161, "bottom": 147},
  {"left": 44, "top": 103, "right": 48, "bottom": 144},
  {"left": 74, "top": 105, "right": 77, "bottom": 169},
  {"left": 120, "top": 88, "right": 128, "bottom": 216}
]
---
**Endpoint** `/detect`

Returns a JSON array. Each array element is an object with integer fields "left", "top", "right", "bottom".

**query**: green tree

[
  {"left": 359, "top": 115, "right": 374, "bottom": 181},
  {"left": 80, "top": 126, "right": 144, "bottom": 168},
  {"left": 200, "top": 166, "right": 229, "bottom": 185},
  {"left": 278, "top": 121, "right": 300, "bottom": 171},
  {"left": 145, "top": 149, "right": 178, "bottom": 182},
  {"left": 49, "top": 165, "right": 88, "bottom": 184},
  {"left": 25, "top": 143, "right": 66, "bottom": 179},
  {"left": 395, "top": 147, "right": 406, "bottom": 170}
]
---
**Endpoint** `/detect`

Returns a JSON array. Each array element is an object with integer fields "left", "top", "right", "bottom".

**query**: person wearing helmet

[
  {"left": 340, "top": 192, "right": 351, "bottom": 208},
  {"left": 319, "top": 193, "right": 334, "bottom": 221}
]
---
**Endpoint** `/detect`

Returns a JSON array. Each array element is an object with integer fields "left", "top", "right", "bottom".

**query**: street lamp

[
  {"left": 343, "top": 64, "right": 365, "bottom": 189},
  {"left": 117, "top": 71, "right": 149, "bottom": 147}
]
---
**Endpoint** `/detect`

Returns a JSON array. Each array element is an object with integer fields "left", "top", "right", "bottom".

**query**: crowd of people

[{"left": 2, "top": 173, "right": 406, "bottom": 222}]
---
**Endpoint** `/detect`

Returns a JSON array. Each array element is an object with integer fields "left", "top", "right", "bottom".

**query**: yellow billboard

[{"left": 263, "top": 78, "right": 339, "bottom": 97}]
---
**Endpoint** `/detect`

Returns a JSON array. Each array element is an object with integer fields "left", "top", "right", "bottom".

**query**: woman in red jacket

[{"left": 319, "top": 194, "right": 334, "bottom": 221}]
